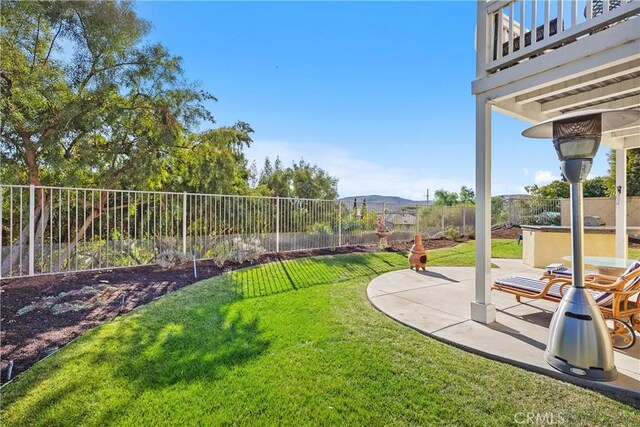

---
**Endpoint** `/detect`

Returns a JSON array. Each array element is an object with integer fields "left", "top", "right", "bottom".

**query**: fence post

[
  {"left": 182, "top": 192, "right": 187, "bottom": 255},
  {"left": 276, "top": 197, "right": 280, "bottom": 252},
  {"left": 338, "top": 201, "right": 342, "bottom": 247},
  {"left": 508, "top": 200, "right": 513, "bottom": 225},
  {"left": 463, "top": 206, "right": 466, "bottom": 234},
  {"left": 415, "top": 204, "right": 419, "bottom": 234},
  {"left": 28, "top": 185, "right": 35, "bottom": 276}
]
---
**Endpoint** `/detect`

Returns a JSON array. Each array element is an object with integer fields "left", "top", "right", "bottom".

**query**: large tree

[
  {"left": 257, "top": 157, "right": 338, "bottom": 200},
  {"left": 1, "top": 1, "right": 214, "bottom": 189},
  {"left": 0, "top": 1, "right": 215, "bottom": 272},
  {"left": 433, "top": 189, "right": 459, "bottom": 206}
]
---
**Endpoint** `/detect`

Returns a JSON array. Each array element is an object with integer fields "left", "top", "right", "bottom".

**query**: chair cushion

[{"left": 495, "top": 276, "right": 606, "bottom": 302}]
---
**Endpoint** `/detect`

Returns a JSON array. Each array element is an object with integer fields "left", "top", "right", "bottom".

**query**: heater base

[{"left": 545, "top": 351, "right": 617, "bottom": 382}]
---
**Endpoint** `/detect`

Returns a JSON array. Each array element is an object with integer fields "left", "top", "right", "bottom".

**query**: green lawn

[
  {"left": 2, "top": 240, "right": 637, "bottom": 426},
  {"left": 629, "top": 246, "right": 640, "bottom": 260}
]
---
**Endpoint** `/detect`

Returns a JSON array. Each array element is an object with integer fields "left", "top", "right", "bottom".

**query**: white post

[
  {"left": 463, "top": 206, "right": 466, "bottom": 234},
  {"left": 276, "top": 197, "right": 280, "bottom": 252},
  {"left": 615, "top": 149, "right": 627, "bottom": 258},
  {"left": 28, "top": 185, "right": 35, "bottom": 276},
  {"left": 472, "top": 4, "right": 494, "bottom": 324},
  {"left": 182, "top": 192, "right": 187, "bottom": 255},
  {"left": 471, "top": 96, "right": 495, "bottom": 324}
]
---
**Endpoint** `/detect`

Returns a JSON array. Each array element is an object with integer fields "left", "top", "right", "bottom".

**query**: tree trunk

[{"left": 1, "top": 144, "right": 48, "bottom": 277}]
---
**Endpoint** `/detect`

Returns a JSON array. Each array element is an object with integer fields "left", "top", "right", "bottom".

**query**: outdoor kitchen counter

[{"left": 520, "top": 225, "right": 624, "bottom": 268}]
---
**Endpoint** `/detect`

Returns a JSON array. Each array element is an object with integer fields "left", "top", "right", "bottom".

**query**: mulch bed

[{"left": 0, "top": 238, "right": 456, "bottom": 383}]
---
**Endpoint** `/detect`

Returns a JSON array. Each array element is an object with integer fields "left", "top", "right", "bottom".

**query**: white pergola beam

[
  {"left": 540, "top": 77, "right": 640, "bottom": 113},
  {"left": 515, "top": 59, "right": 640, "bottom": 105},
  {"left": 611, "top": 127, "right": 640, "bottom": 139},
  {"left": 580, "top": 95, "right": 640, "bottom": 111},
  {"left": 620, "top": 135, "right": 640, "bottom": 149},
  {"left": 493, "top": 99, "right": 547, "bottom": 124}
]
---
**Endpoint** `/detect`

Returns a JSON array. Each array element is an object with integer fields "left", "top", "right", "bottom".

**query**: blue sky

[{"left": 134, "top": 1, "right": 610, "bottom": 199}]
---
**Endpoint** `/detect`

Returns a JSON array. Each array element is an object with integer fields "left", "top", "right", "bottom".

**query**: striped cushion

[
  {"left": 494, "top": 276, "right": 606, "bottom": 302},
  {"left": 545, "top": 266, "right": 597, "bottom": 277}
]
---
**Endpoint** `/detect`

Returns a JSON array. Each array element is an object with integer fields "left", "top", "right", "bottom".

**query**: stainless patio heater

[{"left": 522, "top": 108, "right": 639, "bottom": 381}]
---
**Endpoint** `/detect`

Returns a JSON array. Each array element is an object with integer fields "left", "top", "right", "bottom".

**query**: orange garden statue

[{"left": 408, "top": 234, "right": 428, "bottom": 270}]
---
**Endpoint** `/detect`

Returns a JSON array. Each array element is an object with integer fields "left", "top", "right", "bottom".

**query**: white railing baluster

[
  {"left": 557, "top": 0, "right": 564, "bottom": 34},
  {"left": 520, "top": 0, "right": 526, "bottom": 48},
  {"left": 28, "top": 185, "right": 34, "bottom": 276},
  {"left": 19, "top": 189, "right": 23, "bottom": 273},
  {"left": 497, "top": 7, "right": 504, "bottom": 58},
  {"left": 182, "top": 192, "right": 187, "bottom": 255},
  {"left": 508, "top": 3, "right": 514, "bottom": 55},
  {"left": 544, "top": 0, "right": 550, "bottom": 39},
  {"left": 531, "top": 0, "right": 538, "bottom": 46}
]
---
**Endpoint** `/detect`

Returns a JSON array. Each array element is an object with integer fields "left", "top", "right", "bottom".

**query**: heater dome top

[{"left": 522, "top": 109, "right": 640, "bottom": 139}]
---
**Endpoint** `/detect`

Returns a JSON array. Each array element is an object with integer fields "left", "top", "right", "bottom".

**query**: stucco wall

[
  {"left": 522, "top": 228, "right": 621, "bottom": 268},
  {"left": 560, "top": 197, "right": 640, "bottom": 227}
]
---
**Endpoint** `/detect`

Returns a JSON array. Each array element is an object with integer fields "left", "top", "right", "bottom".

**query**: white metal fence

[{"left": 1, "top": 184, "right": 595, "bottom": 280}]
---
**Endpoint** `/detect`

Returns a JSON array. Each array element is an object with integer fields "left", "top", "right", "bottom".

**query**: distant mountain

[{"left": 340, "top": 195, "right": 431, "bottom": 206}]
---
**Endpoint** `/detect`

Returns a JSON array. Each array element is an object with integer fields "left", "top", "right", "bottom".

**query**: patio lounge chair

[
  {"left": 542, "top": 263, "right": 598, "bottom": 279},
  {"left": 493, "top": 261, "right": 640, "bottom": 349}
]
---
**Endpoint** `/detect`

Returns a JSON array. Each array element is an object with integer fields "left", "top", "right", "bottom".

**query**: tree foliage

[
  {"left": 583, "top": 176, "right": 609, "bottom": 198},
  {"left": 257, "top": 157, "right": 338, "bottom": 199},
  {"left": 607, "top": 148, "right": 640, "bottom": 197},
  {"left": 433, "top": 189, "right": 459, "bottom": 206},
  {"left": 0, "top": 0, "right": 215, "bottom": 190},
  {"left": 459, "top": 186, "right": 475, "bottom": 204},
  {"left": 164, "top": 122, "right": 254, "bottom": 194},
  {"left": 433, "top": 186, "right": 475, "bottom": 206},
  {"left": 524, "top": 180, "right": 569, "bottom": 199},
  {"left": 525, "top": 176, "right": 608, "bottom": 199}
]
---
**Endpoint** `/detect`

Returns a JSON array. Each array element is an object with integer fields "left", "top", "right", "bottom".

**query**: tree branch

[
  {"left": 31, "top": 15, "right": 41, "bottom": 70},
  {"left": 43, "top": 23, "right": 64, "bottom": 67}
]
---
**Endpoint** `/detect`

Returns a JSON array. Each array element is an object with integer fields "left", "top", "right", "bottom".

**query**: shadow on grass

[
  {"left": 232, "top": 252, "right": 409, "bottom": 298},
  {"left": 1, "top": 278, "right": 272, "bottom": 425},
  {"left": 108, "top": 283, "right": 270, "bottom": 389}
]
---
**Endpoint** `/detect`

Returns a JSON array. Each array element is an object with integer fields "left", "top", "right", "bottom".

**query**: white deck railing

[{"left": 482, "top": 0, "right": 639, "bottom": 73}]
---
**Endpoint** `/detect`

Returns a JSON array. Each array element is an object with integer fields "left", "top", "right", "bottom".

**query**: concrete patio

[{"left": 367, "top": 259, "right": 640, "bottom": 397}]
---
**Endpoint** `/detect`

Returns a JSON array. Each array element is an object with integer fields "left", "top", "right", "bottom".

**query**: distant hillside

[{"left": 340, "top": 195, "right": 431, "bottom": 206}]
